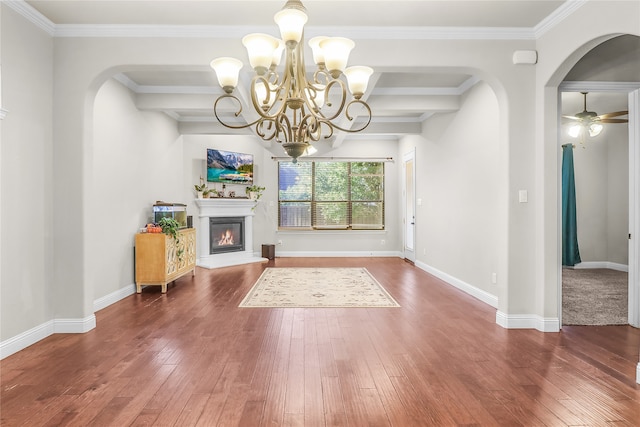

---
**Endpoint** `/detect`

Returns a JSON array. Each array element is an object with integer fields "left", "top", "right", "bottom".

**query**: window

[{"left": 278, "top": 161, "right": 384, "bottom": 230}]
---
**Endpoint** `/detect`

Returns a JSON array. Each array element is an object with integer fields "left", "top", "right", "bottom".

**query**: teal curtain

[{"left": 562, "top": 144, "right": 581, "bottom": 266}]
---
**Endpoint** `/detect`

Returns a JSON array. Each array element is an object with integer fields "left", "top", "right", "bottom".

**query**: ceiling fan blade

[
  {"left": 599, "top": 118, "right": 628, "bottom": 123},
  {"left": 562, "top": 115, "right": 580, "bottom": 120},
  {"left": 598, "top": 110, "right": 628, "bottom": 119}
]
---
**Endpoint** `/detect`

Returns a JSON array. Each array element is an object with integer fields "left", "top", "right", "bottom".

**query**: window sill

[{"left": 277, "top": 229, "right": 386, "bottom": 235}]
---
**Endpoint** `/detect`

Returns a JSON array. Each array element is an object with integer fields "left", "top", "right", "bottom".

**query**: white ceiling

[
  {"left": 26, "top": 1, "right": 565, "bottom": 27},
  {"left": 15, "top": 1, "right": 638, "bottom": 147}
]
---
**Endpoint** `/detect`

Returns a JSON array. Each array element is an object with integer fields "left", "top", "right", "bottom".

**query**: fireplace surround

[{"left": 195, "top": 198, "right": 266, "bottom": 269}]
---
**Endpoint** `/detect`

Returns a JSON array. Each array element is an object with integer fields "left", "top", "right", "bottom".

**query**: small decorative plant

[
  {"left": 246, "top": 184, "right": 265, "bottom": 200},
  {"left": 194, "top": 176, "right": 207, "bottom": 198},
  {"left": 158, "top": 217, "right": 183, "bottom": 261}
]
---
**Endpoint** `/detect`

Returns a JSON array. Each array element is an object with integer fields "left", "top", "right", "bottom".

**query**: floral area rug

[{"left": 239, "top": 267, "right": 400, "bottom": 308}]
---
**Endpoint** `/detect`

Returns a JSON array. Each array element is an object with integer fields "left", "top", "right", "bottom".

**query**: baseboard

[
  {"left": 1, "top": 315, "right": 96, "bottom": 360},
  {"left": 573, "top": 261, "right": 629, "bottom": 272},
  {"left": 495, "top": 311, "right": 560, "bottom": 332},
  {"left": 275, "top": 250, "right": 404, "bottom": 258},
  {"left": 0, "top": 320, "right": 54, "bottom": 360},
  {"left": 2, "top": 284, "right": 133, "bottom": 360},
  {"left": 53, "top": 315, "right": 96, "bottom": 333},
  {"left": 415, "top": 261, "right": 498, "bottom": 308},
  {"left": 93, "top": 283, "right": 137, "bottom": 312}
]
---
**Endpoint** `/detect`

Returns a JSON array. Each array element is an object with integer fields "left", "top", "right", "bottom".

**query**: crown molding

[
  {"left": 51, "top": 24, "right": 537, "bottom": 40},
  {"left": 3, "top": 0, "right": 55, "bottom": 35},
  {"left": 5, "top": 0, "right": 587, "bottom": 41},
  {"left": 4, "top": 0, "right": 589, "bottom": 42},
  {"left": 534, "top": 0, "right": 587, "bottom": 38},
  {"left": 560, "top": 81, "right": 640, "bottom": 92}
]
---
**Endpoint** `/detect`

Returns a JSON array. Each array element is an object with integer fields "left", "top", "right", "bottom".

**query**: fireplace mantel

[
  {"left": 194, "top": 198, "right": 266, "bottom": 269},
  {"left": 195, "top": 198, "right": 257, "bottom": 217}
]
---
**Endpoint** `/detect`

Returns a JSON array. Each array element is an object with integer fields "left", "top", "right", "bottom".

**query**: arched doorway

[{"left": 556, "top": 35, "right": 640, "bottom": 327}]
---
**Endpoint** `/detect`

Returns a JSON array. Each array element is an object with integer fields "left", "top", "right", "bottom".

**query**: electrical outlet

[
  {"left": 381, "top": 239, "right": 385, "bottom": 245},
  {"left": 277, "top": 239, "right": 283, "bottom": 245},
  {"left": 491, "top": 272, "right": 497, "bottom": 284}
]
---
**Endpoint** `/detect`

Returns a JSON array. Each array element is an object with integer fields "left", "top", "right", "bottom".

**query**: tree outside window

[{"left": 278, "top": 161, "right": 384, "bottom": 230}]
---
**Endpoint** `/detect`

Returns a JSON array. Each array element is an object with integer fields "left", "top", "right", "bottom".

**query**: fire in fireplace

[{"left": 209, "top": 217, "right": 245, "bottom": 255}]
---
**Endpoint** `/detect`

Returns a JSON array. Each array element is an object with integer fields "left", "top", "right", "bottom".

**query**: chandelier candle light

[{"left": 210, "top": 0, "right": 373, "bottom": 162}]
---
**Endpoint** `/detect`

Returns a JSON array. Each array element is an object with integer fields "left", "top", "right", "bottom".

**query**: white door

[{"left": 403, "top": 150, "right": 416, "bottom": 263}]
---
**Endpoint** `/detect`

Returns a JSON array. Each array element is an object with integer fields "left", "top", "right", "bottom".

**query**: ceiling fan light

[
  {"left": 210, "top": 57, "right": 243, "bottom": 93},
  {"left": 568, "top": 124, "right": 581, "bottom": 138},
  {"left": 589, "top": 123, "right": 603, "bottom": 137},
  {"left": 242, "top": 33, "right": 280, "bottom": 74},
  {"left": 320, "top": 37, "right": 355, "bottom": 76}
]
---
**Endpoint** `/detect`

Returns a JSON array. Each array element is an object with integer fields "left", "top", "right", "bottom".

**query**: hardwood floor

[{"left": 2, "top": 257, "right": 639, "bottom": 426}]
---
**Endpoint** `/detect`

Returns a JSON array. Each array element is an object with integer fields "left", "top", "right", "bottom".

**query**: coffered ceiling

[{"left": 12, "top": 1, "right": 638, "bottom": 146}]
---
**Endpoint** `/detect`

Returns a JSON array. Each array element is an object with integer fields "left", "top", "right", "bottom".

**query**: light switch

[
  {"left": 519, "top": 190, "right": 528, "bottom": 203},
  {"left": 417, "top": 198, "right": 422, "bottom": 206}
]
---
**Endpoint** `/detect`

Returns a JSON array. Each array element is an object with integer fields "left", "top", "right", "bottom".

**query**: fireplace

[
  {"left": 195, "top": 198, "right": 265, "bottom": 269},
  {"left": 210, "top": 217, "right": 245, "bottom": 255}
]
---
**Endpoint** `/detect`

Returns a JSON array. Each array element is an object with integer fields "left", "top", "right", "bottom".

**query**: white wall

[
  {"left": 182, "top": 134, "right": 272, "bottom": 257},
  {"left": 182, "top": 135, "right": 401, "bottom": 256},
  {"left": 571, "top": 125, "right": 629, "bottom": 266},
  {"left": 535, "top": 0, "right": 639, "bottom": 322},
  {"left": 400, "top": 81, "right": 501, "bottom": 298},
  {"left": 89, "top": 78, "right": 183, "bottom": 301},
  {"left": 606, "top": 126, "right": 630, "bottom": 265},
  {"left": 0, "top": 6, "right": 54, "bottom": 341}
]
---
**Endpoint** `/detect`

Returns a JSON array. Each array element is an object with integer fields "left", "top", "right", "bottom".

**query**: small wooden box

[{"left": 262, "top": 244, "right": 275, "bottom": 260}]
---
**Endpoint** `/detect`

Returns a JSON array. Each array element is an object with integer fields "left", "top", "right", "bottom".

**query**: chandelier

[{"left": 209, "top": 0, "right": 373, "bottom": 162}]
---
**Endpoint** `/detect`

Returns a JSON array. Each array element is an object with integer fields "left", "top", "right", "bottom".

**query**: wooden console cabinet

[{"left": 135, "top": 228, "right": 196, "bottom": 293}]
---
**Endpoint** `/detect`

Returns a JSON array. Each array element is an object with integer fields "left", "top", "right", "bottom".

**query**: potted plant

[
  {"left": 203, "top": 187, "right": 215, "bottom": 198},
  {"left": 246, "top": 184, "right": 265, "bottom": 200},
  {"left": 194, "top": 178, "right": 207, "bottom": 199},
  {"left": 158, "top": 217, "right": 183, "bottom": 261}
]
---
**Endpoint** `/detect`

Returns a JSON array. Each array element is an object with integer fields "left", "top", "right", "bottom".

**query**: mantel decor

[{"left": 209, "top": 0, "right": 373, "bottom": 163}]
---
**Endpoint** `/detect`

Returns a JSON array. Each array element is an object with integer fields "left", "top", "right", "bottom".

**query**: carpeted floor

[
  {"left": 239, "top": 267, "right": 400, "bottom": 308},
  {"left": 562, "top": 267, "right": 628, "bottom": 325}
]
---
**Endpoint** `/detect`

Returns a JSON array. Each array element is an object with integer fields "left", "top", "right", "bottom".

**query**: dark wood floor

[{"left": 2, "top": 257, "right": 640, "bottom": 426}]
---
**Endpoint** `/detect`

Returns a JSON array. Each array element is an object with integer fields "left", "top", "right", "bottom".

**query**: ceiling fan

[{"left": 563, "top": 92, "right": 628, "bottom": 138}]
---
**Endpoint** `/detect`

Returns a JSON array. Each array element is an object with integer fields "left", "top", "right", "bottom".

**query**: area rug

[
  {"left": 239, "top": 267, "right": 400, "bottom": 308},
  {"left": 562, "top": 267, "right": 628, "bottom": 325}
]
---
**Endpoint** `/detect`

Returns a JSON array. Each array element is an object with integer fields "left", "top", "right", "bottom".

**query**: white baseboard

[
  {"left": 2, "top": 283, "right": 136, "bottom": 360},
  {"left": 496, "top": 311, "right": 560, "bottom": 332},
  {"left": 0, "top": 321, "right": 54, "bottom": 360},
  {"left": 94, "top": 283, "right": 137, "bottom": 312},
  {"left": 276, "top": 250, "right": 403, "bottom": 258},
  {"left": 409, "top": 261, "right": 560, "bottom": 332},
  {"left": 53, "top": 315, "right": 96, "bottom": 333},
  {"left": 415, "top": 261, "right": 498, "bottom": 308},
  {"left": 1, "top": 315, "right": 96, "bottom": 360},
  {"left": 573, "top": 261, "right": 629, "bottom": 272}
]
